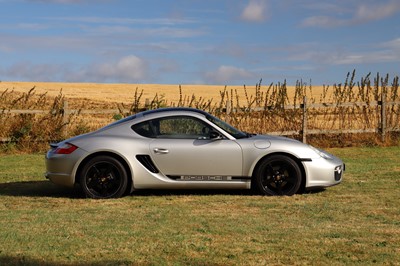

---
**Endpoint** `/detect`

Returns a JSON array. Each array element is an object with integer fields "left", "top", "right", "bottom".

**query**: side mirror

[{"left": 210, "top": 131, "right": 223, "bottom": 140}]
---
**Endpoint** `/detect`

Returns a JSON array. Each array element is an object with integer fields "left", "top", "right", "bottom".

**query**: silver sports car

[{"left": 45, "top": 107, "right": 344, "bottom": 199}]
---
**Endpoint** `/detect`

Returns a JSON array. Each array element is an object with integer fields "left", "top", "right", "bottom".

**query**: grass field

[{"left": 0, "top": 147, "right": 399, "bottom": 265}]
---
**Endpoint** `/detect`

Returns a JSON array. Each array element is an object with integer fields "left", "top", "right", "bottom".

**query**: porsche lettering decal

[{"left": 180, "top": 175, "right": 231, "bottom": 181}]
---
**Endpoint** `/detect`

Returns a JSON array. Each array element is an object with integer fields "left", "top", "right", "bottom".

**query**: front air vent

[{"left": 136, "top": 155, "right": 159, "bottom": 173}]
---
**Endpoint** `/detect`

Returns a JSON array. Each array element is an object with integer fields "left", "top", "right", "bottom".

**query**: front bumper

[{"left": 303, "top": 156, "right": 344, "bottom": 189}]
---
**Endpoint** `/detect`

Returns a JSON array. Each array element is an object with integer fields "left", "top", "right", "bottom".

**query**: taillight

[{"left": 53, "top": 143, "right": 78, "bottom": 154}]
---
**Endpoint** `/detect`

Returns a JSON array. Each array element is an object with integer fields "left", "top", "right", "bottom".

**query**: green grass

[{"left": 0, "top": 147, "right": 399, "bottom": 265}]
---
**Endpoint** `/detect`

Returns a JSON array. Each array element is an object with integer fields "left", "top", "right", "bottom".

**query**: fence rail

[
  {"left": 2, "top": 95, "right": 400, "bottom": 144},
  {"left": 224, "top": 94, "right": 400, "bottom": 143}
]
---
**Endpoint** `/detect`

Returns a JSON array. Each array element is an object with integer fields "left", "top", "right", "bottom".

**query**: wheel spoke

[
  {"left": 93, "top": 165, "right": 101, "bottom": 175},
  {"left": 262, "top": 164, "right": 274, "bottom": 186}
]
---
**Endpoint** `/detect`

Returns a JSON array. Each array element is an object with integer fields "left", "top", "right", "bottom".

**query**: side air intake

[{"left": 136, "top": 155, "right": 159, "bottom": 173}]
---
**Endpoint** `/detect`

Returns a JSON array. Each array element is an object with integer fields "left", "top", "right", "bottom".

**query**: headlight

[{"left": 309, "top": 145, "right": 333, "bottom": 160}]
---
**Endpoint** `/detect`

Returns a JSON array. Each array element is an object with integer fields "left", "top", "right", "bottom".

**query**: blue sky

[{"left": 0, "top": 0, "right": 399, "bottom": 85}]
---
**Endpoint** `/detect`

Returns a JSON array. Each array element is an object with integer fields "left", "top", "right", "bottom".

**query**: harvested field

[{"left": 0, "top": 81, "right": 323, "bottom": 107}]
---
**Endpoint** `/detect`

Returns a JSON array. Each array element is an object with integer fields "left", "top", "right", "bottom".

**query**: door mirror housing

[{"left": 210, "top": 131, "right": 223, "bottom": 140}]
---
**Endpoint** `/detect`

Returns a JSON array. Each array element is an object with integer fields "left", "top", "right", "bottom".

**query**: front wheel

[
  {"left": 79, "top": 156, "right": 128, "bottom": 199},
  {"left": 254, "top": 155, "right": 302, "bottom": 196}
]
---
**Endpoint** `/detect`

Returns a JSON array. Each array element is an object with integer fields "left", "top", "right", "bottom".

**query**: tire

[
  {"left": 254, "top": 155, "right": 302, "bottom": 196},
  {"left": 79, "top": 156, "right": 128, "bottom": 199}
]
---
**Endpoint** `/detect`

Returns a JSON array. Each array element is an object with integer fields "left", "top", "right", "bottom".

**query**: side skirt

[{"left": 167, "top": 175, "right": 251, "bottom": 182}]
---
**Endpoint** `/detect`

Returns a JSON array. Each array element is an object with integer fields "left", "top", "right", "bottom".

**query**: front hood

[
  {"left": 249, "top": 134, "right": 322, "bottom": 159},
  {"left": 252, "top": 134, "right": 301, "bottom": 143}
]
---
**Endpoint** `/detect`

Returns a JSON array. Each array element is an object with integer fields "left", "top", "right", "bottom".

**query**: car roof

[
  {"left": 138, "top": 107, "right": 209, "bottom": 118},
  {"left": 100, "top": 107, "right": 209, "bottom": 130}
]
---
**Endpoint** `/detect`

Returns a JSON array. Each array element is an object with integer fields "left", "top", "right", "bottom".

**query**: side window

[
  {"left": 158, "top": 116, "right": 210, "bottom": 139},
  {"left": 132, "top": 121, "right": 153, "bottom": 138},
  {"left": 132, "top": 116, "right": 214, "bottom": 139}
]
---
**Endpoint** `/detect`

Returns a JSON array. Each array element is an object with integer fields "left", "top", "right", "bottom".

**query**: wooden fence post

[
  {"left": 225, "top": 100, "right": 231, "bottom": 124},
  {"left": 144, "top": 98, "right": 150, "bottom": 110},
  {"left": 381, "top": 90, "right": 386, "bottom": 142},
  {"left": 302, "top": 96, "right": 308, "bottom": 143}
]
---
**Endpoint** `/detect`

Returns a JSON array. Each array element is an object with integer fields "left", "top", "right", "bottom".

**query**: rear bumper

[
  {"left": 45, "top": 148, "right": 87, "bottom": 187},
  {"left": 45, "top": 172, "right": 75, "bottom": 187}
]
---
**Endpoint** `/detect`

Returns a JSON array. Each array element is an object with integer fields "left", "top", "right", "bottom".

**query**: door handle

[{"left": 153, "top": 148, "right": 169, "bottom": 154}]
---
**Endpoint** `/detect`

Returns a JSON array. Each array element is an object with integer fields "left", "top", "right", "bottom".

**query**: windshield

[{"left": 205, "top": 114, "right": 247, "bottom": 139}]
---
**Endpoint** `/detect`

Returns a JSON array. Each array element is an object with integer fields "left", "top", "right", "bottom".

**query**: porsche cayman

[{"left": 45, "top": 107, "right": 344, "bottom": 199}]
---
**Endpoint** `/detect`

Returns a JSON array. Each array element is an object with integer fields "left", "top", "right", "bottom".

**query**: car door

[{"left": 146, "top": 116, "right": 243, "bottom": 177}]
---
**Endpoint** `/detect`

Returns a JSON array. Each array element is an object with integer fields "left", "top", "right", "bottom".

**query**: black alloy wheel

[
  {"left": 80, "top": 156, "right": 128, "bottom": 199},
  {"left": 255, "top": 155, "right": 302, "bottom": 196}
]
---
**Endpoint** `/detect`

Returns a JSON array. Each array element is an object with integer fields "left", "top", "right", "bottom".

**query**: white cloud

[
  {"left": 283, "top": 40, "right": 400, "bottom": 66},
  {"left": 49, "top": 16, "right": 197, "bottom": 26},
  {"left": 331, "top": 50, "right": 399, "bottom": 65},
  {"left": 1, "top": 55, "right": 148, "bottom": 83},
  {"left": 382, "top": 37, "right": 400, "bottom": 50},
  {"left": 26, "top": 0, "right": 95, "bottom": 3},
  {"left": 0, "top": 44, "right": 13, "bottom": 53},
  {"left": 82, "top": 55, "right": 148, "bottom": 82},
  {"left": 1, "top": 61, "right": 66, "bottom": 81},
  {"left": 271, "top": 36, "right": 400, "bottom": 67},
  {"left": 240, "top": 0, "right": 268, "bottom": 22},
  {"left": 116, "top": 55, "right": 147, "bottom": 80},
  {"left": 301, "top": 15, "right": 347, "bottom": 28},
  {"left": 80, "top": 24, "right": 206, "bottom": 39},
  {"left": 205, "top": 65, "right": 254, "bottom": 84},
  {"left": 301, "top": 1, "right": 400, "bottom": 28},
  {"left": 354, "top": 2, "right": 400, "bottom": 22}
]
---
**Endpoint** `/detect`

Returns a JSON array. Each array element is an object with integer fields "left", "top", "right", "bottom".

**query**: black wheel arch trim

[{"left": 75, "top": 151, "right": 133, "bottom": 192}]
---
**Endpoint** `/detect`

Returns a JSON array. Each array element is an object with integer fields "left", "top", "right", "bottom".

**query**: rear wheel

[
  {"left": 79, "top": 156, "right": 128, "bottom": 199},
  {"left": 254, "top": 155, "right": 302, "bottom": 196}
]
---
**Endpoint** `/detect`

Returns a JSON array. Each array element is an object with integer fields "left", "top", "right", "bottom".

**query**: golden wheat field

[{"left": 0, "top": 81, "right": 325, "bottom": 107}]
